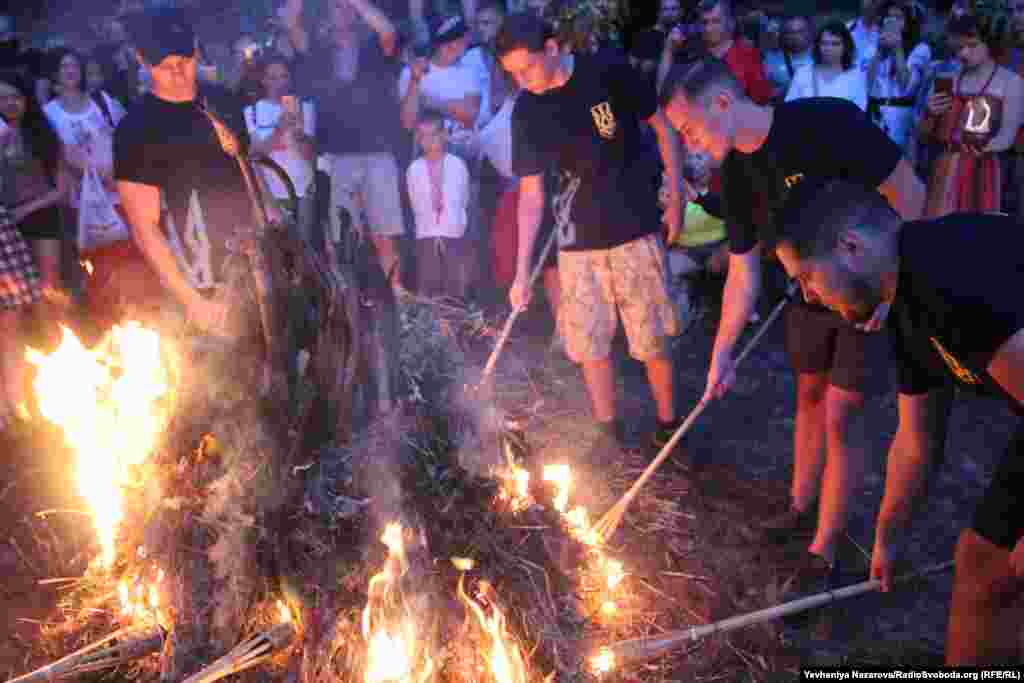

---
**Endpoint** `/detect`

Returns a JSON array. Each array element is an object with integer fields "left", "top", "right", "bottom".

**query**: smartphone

[
  {"left": 281, "top": 95, "right": 298, "bottom": 116},
  {"left": 934, "top": 75, "right": 954, "bottom": 96}
]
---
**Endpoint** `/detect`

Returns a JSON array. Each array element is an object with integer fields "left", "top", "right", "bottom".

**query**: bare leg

[
  {"left": 371, "top": 236, "right": 402, "bottom": 292},
  {"left": 809, "top": 385, "right": 866, "bottom": 563},
  {"left": 644, "top": 357, "right": 676, "bottom": 424},
  {"left": 946, "top": 528, "right": 1023, "bottom": 664},
  {"left": 792, "top": 372, "right": 829, "bottom": 512},
  {"left": 580, "top": 358, "right": 616, "bottom": 423},
  {"left": 543, "top": 266, "right": 560, "bottom": 322}
]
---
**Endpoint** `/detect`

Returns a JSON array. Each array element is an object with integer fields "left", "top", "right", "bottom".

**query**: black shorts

[
  {"left": 18, "top": 205, "right": 63, "bottom": 241},
  {"left": 972, "top": 423, "right": 1024, "bottom": 550},
  {"left": 784, "top": 300, "right": 890, "bottom": 395}
]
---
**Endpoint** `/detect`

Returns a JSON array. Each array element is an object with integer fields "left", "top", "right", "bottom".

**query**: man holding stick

[
  {"left": 772, "top": 180, "right": 1024, "bottom": 665},
  {"left": 496, "top": 12, "right": 686, "bottom": 452},
  {"left": 659, "top": 57, "right": 925, "bottom": 590}
]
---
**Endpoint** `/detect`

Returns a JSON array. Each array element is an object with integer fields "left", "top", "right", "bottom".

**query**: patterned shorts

[
  {"left": 559, "top": 233, "right": 681, "bottom": 363},
  {"left": 0, "top": 213, "right": 41, "bottom": 310}
]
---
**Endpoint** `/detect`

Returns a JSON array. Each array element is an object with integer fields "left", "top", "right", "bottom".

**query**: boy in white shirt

[{"left": 407, "top": 113, "right": 473, "bottom": 299}]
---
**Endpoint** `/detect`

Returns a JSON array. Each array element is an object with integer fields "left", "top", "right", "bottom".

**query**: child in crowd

[{"left": 407, "top": 113, "right": 472, "bottom": 299}]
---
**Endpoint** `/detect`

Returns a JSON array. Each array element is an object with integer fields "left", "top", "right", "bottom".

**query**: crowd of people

[{"left": 0, "top": 0, "right": 1023, "bottom": 667}]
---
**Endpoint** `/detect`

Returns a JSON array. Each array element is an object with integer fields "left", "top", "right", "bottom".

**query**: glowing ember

[
  {"left": 80, "top": 259, "right": 94, "bottom": 276},
  {"left": 497, "top": 441, "right": 532, "bottom": 512},
  {"left": 28, "top": 324, "right": 174, "bottom": 568},
  {"left": 362, "top": 523, "right": 434, "bottom": 683},
  {"left": 457, "top": 576, "right": 528, "bottom": 683},
  {"left": 118, "top": 565, "right": 164, "bottom": 626},
  {"left": 278, "top": 600, "right": 291, "bottom": 623},
  {"left": 542, "top": 464, "right": 571, "bottom": 513},
  {"left": 600, "top": 601, "right": 617, "bottom": 616},
  {"left": 590, "top": 647, "right": 616, "bottom": 675}
]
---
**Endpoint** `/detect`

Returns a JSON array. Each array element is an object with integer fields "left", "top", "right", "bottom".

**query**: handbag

[{"left": 77, "top": 166, "right": 130, "bottom": 252}]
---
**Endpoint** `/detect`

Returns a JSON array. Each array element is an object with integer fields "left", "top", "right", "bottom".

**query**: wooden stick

[
  {"left": 5, "top": 624, "right": 164, "bottom": 683},
  {"left": 594, "top": 560, "right": 954, "bottom": 670},
  {"left": 181, "top": 621, "right": 296, "bottom": 683},
  {"left": 480, "top": 226, "right": 561, "bottom": 383},
  {"left": 592, "top": 281, "right": 798, "bottom": 544}
]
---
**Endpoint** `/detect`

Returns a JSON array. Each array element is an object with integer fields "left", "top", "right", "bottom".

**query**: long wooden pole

[
  {"left": 593, "top": 281, "right": 799, "bottom": 543},
  {"left": 594, "top": 560, "right": 954, "bottom": 669},
  {"left": 4, "top": 625, "right": 164, "bottom": 683},
  {"left": 480, "top": 226, "right": 561, "bottom": 382}
]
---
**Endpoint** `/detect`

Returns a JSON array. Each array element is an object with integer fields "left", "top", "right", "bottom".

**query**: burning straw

[
  {"left": 5, "top": 624, "right": 165, "bottom": 683},
  {"left": 181, "top": 603, "right": 296, "bottom": 683},
  {"left": 589, "top": 560, "right": 955, "bottom": 674},
  {"left": 592, "top": 282, "right": 798, "bottom": 544}
]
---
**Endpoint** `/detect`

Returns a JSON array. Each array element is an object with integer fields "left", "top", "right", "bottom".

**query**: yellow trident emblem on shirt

[
  {"left": 964, "top": 98, "right": 993, "bottom": 135},
  {"left": 591, "top": 101, "right": 617, "bottom": 139},
  {"left": 930, "top": 337, "right": 981, "bottom": 385}
]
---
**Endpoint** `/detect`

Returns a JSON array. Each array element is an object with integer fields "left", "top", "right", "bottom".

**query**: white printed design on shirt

[
  {"left": 164, "top": 190, "right": 215, "bottom": 290},
  {"left": 553, "top": 170, "right": 581, "bottom": 248}
]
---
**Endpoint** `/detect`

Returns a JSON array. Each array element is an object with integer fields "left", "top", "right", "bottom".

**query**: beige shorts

[
  {"left": 558, "top": 233, "right": 681, "bottom": 363},
  {"left": 325, "top": 152, "right": 405, "bottom": 239}
]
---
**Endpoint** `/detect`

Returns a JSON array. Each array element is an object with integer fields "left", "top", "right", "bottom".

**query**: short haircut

[
  {"left": 416, "top": 111, "right": 446, "bottom": 130},
  {"left": 947, "top": 13, "right": 998, "bottom": 49},
  {"left": 495, "top": 12, "right": 551, "bottom": 57},
  {"left": 477, "top": 0, "right": 506, "bottom": 16},
  {"left": 49, "top": 47, "right": 85, "bottom": 80},
  {"left": 658, "top": 56, "right": 744, "bottom": 108},
  {"left": 770, "top": 180, "right": 901, "bottom": 259},
  {"left": 698, "top": 0, "right": 733, "bottom": 22},
  {"left": 878, "top": 0, "right": 922, "bottom": 53},
  {"left": 814, "top": 19, "right": 856, "bottom": 70}
]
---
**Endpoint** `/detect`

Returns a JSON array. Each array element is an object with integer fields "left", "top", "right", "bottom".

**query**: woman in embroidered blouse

[
  {"left": 865, "top": 1, "right": 931, "bottom": 150},
  {"left": 786, "top": 20, "right": 868, "bottom": 111},
  {"left": 920, "top": 14, "right": 1024, "bottom": 217}
]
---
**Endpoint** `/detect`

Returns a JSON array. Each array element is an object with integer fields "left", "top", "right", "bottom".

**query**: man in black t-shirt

[
  {"left": 497, "top": 13, "right": 686, "bottom": 451},
  {"left": 659, "top": 57, "right": 927, "bottom": 587},
  {"left": 774, "top": 181, "right": 1024, "bottom": 665},
  {"left": 116, "top": 8, "right": 278, "bottom": 347}
]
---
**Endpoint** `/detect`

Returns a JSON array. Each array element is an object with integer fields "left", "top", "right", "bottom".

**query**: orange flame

[
  {"left": 590, "top": 647, "right": 616, "bottom": 675},
  {"left": 457, "top": 576, "right": 529, "bottom": 683},
  {"left": 497, "top": 441, "right": 532, "bottom": 512},
  {"left": 118, "top": 564, "right": 165, "bottom": 626},
  {"left": 362, "top": 523, "right": 434, "bottom": 683},
  {"left": 28, "top": 324, "right": 174, "bottom": 568},
  {"left": 80, "top": 259, "right": 94, "bottom": 276}
]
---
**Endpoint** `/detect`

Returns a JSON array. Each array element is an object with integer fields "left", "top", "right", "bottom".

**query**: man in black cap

[{"left": 115, "top": 7, "right": 280, "bottom": 350}]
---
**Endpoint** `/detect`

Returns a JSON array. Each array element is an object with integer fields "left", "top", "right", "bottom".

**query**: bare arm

[
  {"left": 986, "top": 71, "right": 1024, "bottom": 154},
  {"left": 399, "top": 70, "right": 422, "bottom": 131},
  {"left": 647, "top": 108, "right": 685, "bottom": 241},
  {"left": 703, "top": 246, "right": 762, "bottom": 401},
  {"left": 117, "top": 180, "right": 203, "bottom": 311},
  {"left": 281, "top": 0, "right": 309, "bottom": 54},
  {"left": 875, "top": 388, "right": 954, "bottom": 545},
  {"left": 878, "top": 157, "right": 925, "bottom": 220},
  {"left": 349, "top": 0, "right": 397, "bottom": 56},
  {"left": 656, "top": 40, "right": 676, "bottom": 93},
  {"left": 508, "top": 173, "right": 545, "bottom": 310}
]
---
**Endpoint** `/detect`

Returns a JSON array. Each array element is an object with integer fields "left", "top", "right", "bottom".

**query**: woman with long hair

[
  {"left": 0, "top": 70, "right": 64, "bottom": 424},
  {"left": 786, "top": 20, "right": 868, "bottom": 110},
  {"left": 920, "top": 14, "right": 1024, "bottom": 216},
  {"left": 865, "top": 0, "right": 931, "bottom": 149}
]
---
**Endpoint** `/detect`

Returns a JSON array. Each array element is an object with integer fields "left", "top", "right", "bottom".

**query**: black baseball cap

[
  {"left": 433, "top": 16, "right": 469, "bottom": 46},
  {"left": 126, "top": 7, "right": 196, "bottom": 65}
]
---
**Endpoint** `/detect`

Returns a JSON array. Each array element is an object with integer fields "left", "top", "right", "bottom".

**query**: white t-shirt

[
  {"left": 460, "top": 46, "right": 494, "bottom": 129},
  {"left": 243, "top": 99, "right": 317, "bottom": 199},
  {"left": 399, "top": 62, "right": 482, "bottom": 152},
  {"left": 786, "top": 65, "right": 868, "bottom": 111},
  {"left": 44, "top": 92, "right": 126, "bottom": 208},
  {"left": 406, "top": 152, "right": 470, "bottom": 239},
  {"left": 477, "top": 93, "right": 517, "bottom": 181}
]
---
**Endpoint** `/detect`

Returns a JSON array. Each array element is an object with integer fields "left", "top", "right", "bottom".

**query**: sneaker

[{"left": 757, "top": 501, "right": 818, "bottom": 545}]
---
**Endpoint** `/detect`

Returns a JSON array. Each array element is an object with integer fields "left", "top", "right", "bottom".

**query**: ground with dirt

[{"left": 0, "top": 279, "right": 1018, "bottom": 679}]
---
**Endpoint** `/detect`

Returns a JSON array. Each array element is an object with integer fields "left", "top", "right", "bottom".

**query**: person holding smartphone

[
  {"left": 919, "top": 14, "right": 1024, "bottom": 217},
  {"left": 244, "top": 53, "right": 317, "bottom": 246}
]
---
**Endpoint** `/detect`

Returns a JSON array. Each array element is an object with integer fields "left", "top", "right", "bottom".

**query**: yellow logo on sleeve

[
  {"left": 930, "top": 337, "right": 981, "bottom": 385},
  {"left": 591, "top": 101, "right": 617, "bottom": 139}
]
